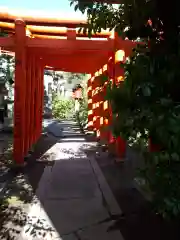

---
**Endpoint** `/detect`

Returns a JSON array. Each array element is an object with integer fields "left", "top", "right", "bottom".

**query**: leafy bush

[
  {"left": 74, "top": 79, "right": 88, "bottom": 129},
  {"left": 77, "top": 98, "right": 88, "bottom": 128},
  {"left": 104, "top": 44, "right": 180, "bottom": 219},
  {"left": 71, "top": 0, "right": 180, "bottom": 219},
  {"left": 52, "top": 95, "right": 74, "bottom": 120}
]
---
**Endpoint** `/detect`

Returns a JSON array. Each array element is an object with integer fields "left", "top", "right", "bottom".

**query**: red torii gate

[{"left": 0, "top": 10, "right": 135, "bottom": 165}]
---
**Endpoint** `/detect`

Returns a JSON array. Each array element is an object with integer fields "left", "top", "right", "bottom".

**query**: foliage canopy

[{"left": 70, "top": 0, "right": 180, "bottom": 218}]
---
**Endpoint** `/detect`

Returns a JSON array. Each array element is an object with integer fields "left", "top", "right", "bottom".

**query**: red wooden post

[
  {"left": 24, "top": 54, "right": 31, "bottom": 156},
  {"left": 39, "top": 65, "right": 44, "bottom": 136},
  {"left": 91, "top": 75, "right": 96, "bottom": 132},
  {"left": 13, "top": 19, "right": 26, "bottom": 164},
  {"left": 87, "top": 77, "right": 93, "bottom": 131},
  {"left": 148, "top": 137, "right": 161, "bottom": 152},
  {"left": 98, "top": 65, "right": 108, "bottom": 144},
  {"left": 28, "top": 55, "right": 33, "bottom": 149},
  {"left": 27, "top": 55, "right": 32, "bottom": 150},
  {"left": 30, "top": 56, "right": 36, "bottom": 146},
  {"left": 36, "top": 62, "right": 43, "bottom": 139},
  {"left": 33, "top": 58, "right": 37, "bottom": 143},
  {"left": 34, "top": 61, "right": 39, "bottom": 142},
  {"left": 105, "top": 55, "right": 116, "bottom": 153},
  {"left": 34, "top": 59, "right": 39, "bottom": 142},
  {"left": 94, "top": 73, "right": 101, "bottom": 139},
  {"left": 114, "top": 49, "right": 126, "bottom": 160},
  {"left": 36, "top": 63, "right": 40, "bottom": 139},
  {"left": 92, "top": 73, "right": 97, "bottom": 134}
]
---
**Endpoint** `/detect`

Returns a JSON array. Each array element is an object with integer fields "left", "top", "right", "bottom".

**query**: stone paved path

[{"left": 19, "top": 120, "right": 124, "bottom": 240}]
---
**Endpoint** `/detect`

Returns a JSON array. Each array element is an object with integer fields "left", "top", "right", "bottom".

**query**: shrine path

[{"left": 19, "top": 120, "right": 124, "bottom": 240}]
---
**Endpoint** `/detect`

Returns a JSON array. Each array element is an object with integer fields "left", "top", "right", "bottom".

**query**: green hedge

[{"left": 52, "top": 95, "right": 74, "bottom": 120}]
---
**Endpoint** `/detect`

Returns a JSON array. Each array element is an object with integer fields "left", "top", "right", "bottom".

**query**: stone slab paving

[
  {"left": 89, "top": 156, "right": 122, "bottom": 216},
  {"left": 47, "top": 159, "right": 101, "bottom": 199},
  {"left": 47, "top": 122, "right": 64, "bottom": 137},
  {"left": 19, "top": 120, "right": 124, "bottom": 240},
  {"left": 60, "top": 234, "right": 78, "bottom": 240},
  {"left": 78, "top": 221, "right": 124, "bottom": 240},
  {"left": 40, "top": 198, "right": 109, "bottom": 235}
]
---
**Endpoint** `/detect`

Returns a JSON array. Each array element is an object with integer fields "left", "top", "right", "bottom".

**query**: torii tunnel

[{"left": 0, "top": 9, "right": 137, "bottom": 164}]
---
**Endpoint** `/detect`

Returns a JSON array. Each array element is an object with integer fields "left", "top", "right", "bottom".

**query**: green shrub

[
  {"left": 71, "top": 0, "right": 180, "bottom": 219},
  {"left": 75, "top": 85, "right": 88, "bottom": 129},
  {"left": 52, "top": 95, "right": 74, "bottom": 120},
  {"left": 78, "top": 98, "right": 88, "bottom": 128}
]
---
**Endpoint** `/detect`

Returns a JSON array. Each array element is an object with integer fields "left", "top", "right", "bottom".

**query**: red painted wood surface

[
  {"left": 31, "top": 56, "right": 36, "bottom": 146},
  {"left": 38, "top": 64, "right": 44, "bottom": 138},
  {"left": 0, "top": 12, "right": 142, "bottom": 163},
  {"left": 24, "top": 55, "right": 31, "bottom": 156},
  {"left": 0, "top": 22, "right": 111, "bottom": 39},
  {"left": 148, "top": 138, "right": 161, "bottom": 152},
  {"left": 13, "top": 19, "right": 27, "bottom": 164},
  {"left": 26, "top": 55, "right": 32, "bottom": 151}
]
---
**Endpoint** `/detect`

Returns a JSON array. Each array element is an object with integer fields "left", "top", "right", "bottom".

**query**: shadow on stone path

[{"left": 0, "top": 120, "right": 124, "bottom": 240}]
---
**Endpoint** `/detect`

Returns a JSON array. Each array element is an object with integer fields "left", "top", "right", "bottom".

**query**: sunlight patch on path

[
  {"left": 18, "top": 120, "right": 124, "bottom": 240},
  {"left": 19, "top": 198, "right": 61, "bottom": 240}
]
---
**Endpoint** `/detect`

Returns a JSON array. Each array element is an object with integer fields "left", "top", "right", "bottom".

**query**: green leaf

[
  {"left": 101, "top": 75, "right": 108, "bottom": 83},
  {"left": 72, "top": 0, "right": 180, "bottom": 220},
  {"left": 160, "top": 98, "right": 172, "bottom": 106},
  {"left": 74, "top": 4, "right": 79, "bottom": 12},
  {"left": 171, "top": 153, "right": 179, "bottom": 162},
  {"left": 142, "top": 86, "right": 151, "bottom": 97},
  {"left": 70, "top": 1, "right": 74, "bottom": 7}
]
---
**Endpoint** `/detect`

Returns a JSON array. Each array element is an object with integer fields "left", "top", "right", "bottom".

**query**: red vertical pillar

[
  {"left": 148, "top": 138, "right": 161, "bottom": 152},
  {"left": 114, "top": 36, "right": 137, "bottom": 159},
  {"left": 87, "top": 77, "right": 93, "bottom": 131},
  {"left": 30, "top": 56, "right": 36, "bottom": 147},
  {"left": 94, "top": 70, "right": 101, "bottom": 139},
  {"left": 107, "top": 36, "right": 116, "bottom": 148},
  {"left": 36, "top": 61, "right": 43, "bottom": 139},
  {"left": 34, "top": 60, "right": 39, "bottom": 142},
  {"left": 24, "top": 54, "right": 31, "bottom": 156},
  {"left": 114, "top": 49, "right": 126, "bottom": 160},
  {"left": 28, "top": 55, "right": 33, "bottom": 150},
  {"left": 27, "top": 55, "right": 32, "bottom": 151},
  {"left": 23, "top": 65, "right": 28, "bottom": 157},
  {"left": 39, "top": 65, "right": 44, "bottom": 136},
  {"left": 13, "top": 19, "right": 26, "bottom": 164},
  {"left": 36, "top": 63, "right": 40, "bottom": 139},
  {"left": 33, "top": 58, "right": 38, "bottom": 143},
  {"left": 106, "top": 54, "right": 116, "bottom": 145},
  {"left": 99, "top": 65, "right": 108, "bottom": 144},
  {"left": 91, "top": 75, "right": 96, "bottom": 132}
]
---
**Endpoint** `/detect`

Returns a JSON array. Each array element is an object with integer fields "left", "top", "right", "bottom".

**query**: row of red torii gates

[{"left": 0, "top": 9, "right": 155, "bottom": 164}]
